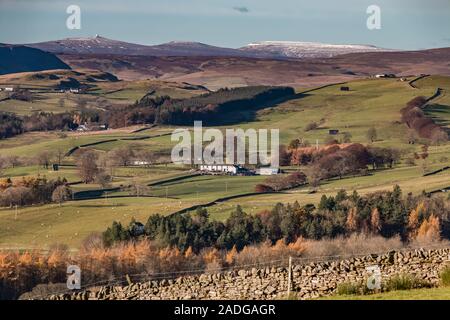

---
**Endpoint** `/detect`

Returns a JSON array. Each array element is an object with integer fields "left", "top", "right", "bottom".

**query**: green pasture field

[
  {"left": 320, "top": 286, "right": 450, "bottom": 300},
  {"left": 0, "top": 76, "right": 449, "bottom": 249}
]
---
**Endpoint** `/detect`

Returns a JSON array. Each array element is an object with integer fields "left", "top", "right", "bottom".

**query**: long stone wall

[{"left": 49, "top": 248, "right": 450, "bottom": 300}]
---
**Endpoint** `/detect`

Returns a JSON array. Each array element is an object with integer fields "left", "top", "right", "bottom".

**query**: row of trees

[
  {"left": 0, "top": 177, "right": 70, "bottom": 207},
  {"left": 153, "top": 86, "right": 295, "bottom": 125},
  {"left": 401, "top": 96, "right": 448, "bottom": 143},
  {"left": 0, "top": 110, "right": 100, "bottom": 140},
  {"left": 280, "top": 143, "right": 402, "bottom": 186},
  {"left": 74, "top": 146, "right": 161, "bottom": 186},
  {"left": 1, "top": 86, "right": 295, "bottom": 140},
  {"left": 255, "top": 171, "right": 307, "bottom": 192},
  {"left": 103, "top": 186, "right": 450, "bottom": 251}
]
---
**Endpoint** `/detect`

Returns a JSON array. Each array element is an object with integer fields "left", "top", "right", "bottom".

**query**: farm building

[
  {"left": 329, "top": 129, "right": 339, "bottom": 135},
  {"left": 199, "top": 164, "right": 246, "bottom": 175},
  {"left": 132, "top": 160, "right": 151, "bottom": 166},
  {"left": 375, "top": 74, "right": 396, "bottom": 78},
  {"left": 258, "top": 167, "right": 280, "bottom": 175},
  {"left": 76, "top": 124, "right": 89, "bottom": 132}
]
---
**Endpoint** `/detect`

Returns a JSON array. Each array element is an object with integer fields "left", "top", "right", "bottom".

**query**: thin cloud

[{"left": 232, "top": 6, "right": 249, "bottom": 13}]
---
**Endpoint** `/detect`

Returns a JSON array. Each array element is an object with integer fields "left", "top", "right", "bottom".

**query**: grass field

[
  {"left": 320, "top": 286, "right": 450, "bottom": 300},
  {"left": 0, "top": 196, "right": 198, "bottom": 249},
  {"left": 1, "top": 77, "right": 448, "bottom": 158},
  {"left": 206, "top": 165, "right": 450, "bottom": 220},
  {"left": 0, "top": 75, "right": 449, "bottom": 249},
  {"left": 0, "top": 70, "right": 207, "bottom": 115}
]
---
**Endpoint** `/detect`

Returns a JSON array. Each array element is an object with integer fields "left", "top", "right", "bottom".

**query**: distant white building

[
  {"left": 199, "top": 164, "right": 244, "bottom": 175},
  {"left": 69, "top": 88, "right": 80, "bottom": 93},
  {"left": 258, "top": 167, "right": 280, "bottom": 175},
  {"left": 375, "top": 74, "right": 396, "bottom": 79},
  {"left": 76, "top": 124, "right": 89, "bottom": 132},
  {"left": 3, "top": 87, "right": 14, "bottom": 92},
  {"left": 133, "top": 160, "right": 151, "bottom": 166}
]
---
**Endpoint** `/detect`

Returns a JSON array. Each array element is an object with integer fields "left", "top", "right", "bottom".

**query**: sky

[{"left": 0, "top": 0, "right": 449, "bottom": 50}]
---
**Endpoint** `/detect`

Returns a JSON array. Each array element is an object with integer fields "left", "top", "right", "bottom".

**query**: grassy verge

[{"left": 320, "top": 287, "right": 450, "bottom": 300}]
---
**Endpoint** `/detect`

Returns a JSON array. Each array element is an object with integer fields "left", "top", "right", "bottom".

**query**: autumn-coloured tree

[
  {"left": 407, "top": 209, "right": 420, "bottom": 239},
  {"left": 370, "top": 208, "right": 381, "bottom": 234},
  {"left": 225, "top": 245, "right": 238, "bottom": 265},
  {"left": 407, "top": 201, "right": 426, "bottom": 239},
  {"left": 255, "top": 184, "right": 274, "bottom": 193},
  {"left": 416, "top": 215, "right": 441, "bottom": 242},
  {"left": 346, "top": 207, "right": 359, "bottom": 232}
]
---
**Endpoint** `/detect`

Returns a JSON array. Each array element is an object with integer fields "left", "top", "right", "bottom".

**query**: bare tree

[
  {"left": 55, "top": 148, "right": 65, "bottom": 166},
  {"left": 58, "top": 98, "right": 65, "bottom": 108},
  {"left": 95, "top": 170, "right": 112, "bottom": 188},
  {"left": 431, "top": 130, "right": 448, "bottom": 146},
  {"left": 4, "top": 155, "right": 21, "bottom": 168},
  {"left": 0, "top": 158, "right": 5, "bottom": 178},
  {"left": 52, "top": 185, "right": 72, "bottom": 206},
  {"left": 75, "top": 96, "right": 88, "bottom": 109},
  {"left": 77, "top": 150, "right": 99, "bottom": 183},
  {"left": 366, "top": 127, "right": 377, "bottom": 143},
  {"left": 136, "top": 149, "right": 156, "bottom": 167},
  {"left": 306, "top": 165, "right": 325, "bottom": 189},
  {"left": 343, "top": 132, "right": 352, "bottom": 143},
  {"left": 110, "top": 145, "right": 135, "bottom": 166},
  {"left": 0, "top": 186, "right": 31, "bottom": 207},
  {"left": 129, "top": 180, "right": 151, "bottom": 197},
  {"left": 37, "top": 151, "right": 52, "bottom": 169}
]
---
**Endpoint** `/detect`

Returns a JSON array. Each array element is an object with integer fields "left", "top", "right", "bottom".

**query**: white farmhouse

[
  {"left": 258, "top": 167, "right": 280, "bottom": 175},
  {"left": 76, "top": 124, "right": 89, "bottom": 132},
  {"left": 199, "top": 164, "right": 243, "bottom": 175},
  {"left": 133, "top": 160, "right": 151, "bottom": 166}
]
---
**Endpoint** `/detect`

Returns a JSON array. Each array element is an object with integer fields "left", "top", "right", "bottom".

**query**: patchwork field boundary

[{"left": 64, "top": 132, "right": 172, "bottom": 156}]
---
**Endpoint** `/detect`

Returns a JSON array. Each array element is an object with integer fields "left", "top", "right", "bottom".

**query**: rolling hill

[
  {"left": 26, "top": 35, "right": 254, "bottom": 57},
  {"left": 0, "top": 44, "right": 70, "bottom": 75},
  {"left": 240, "top": 41, "right": 389, "bottom": 58},
  {"left": 56, "top": 47, "right": 450, "bottom": 89},
  {"left": 26, "top": 35, "right": 388, "bottom": 59}
]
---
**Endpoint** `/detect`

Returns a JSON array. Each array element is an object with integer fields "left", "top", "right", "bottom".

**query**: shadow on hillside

[
  {"left": 424, "top": 103, "right": 450, "bottom": 128},
  {"left": 197, "top": 92, "right": 311, "bottom": 126}
]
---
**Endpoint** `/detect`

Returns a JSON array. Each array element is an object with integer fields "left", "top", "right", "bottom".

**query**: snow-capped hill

[
  {"left": 240, "top": 41, "right": 390, "bottom": 58},
  {"left": 25, "top": 36, "right": 394, "bottom": 59}
]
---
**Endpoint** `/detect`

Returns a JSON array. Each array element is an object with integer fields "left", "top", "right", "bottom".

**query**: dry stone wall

[{"left": 49, "top": 248, "right": 450, "bottom": 300}]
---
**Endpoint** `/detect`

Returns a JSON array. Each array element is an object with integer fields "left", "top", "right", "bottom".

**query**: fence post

[
  {"left": 126, "top": 274, "right": 132, "bottom": 286},
  {"left": 287, "top": 256, "right": 292, "bottom": 297}
]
